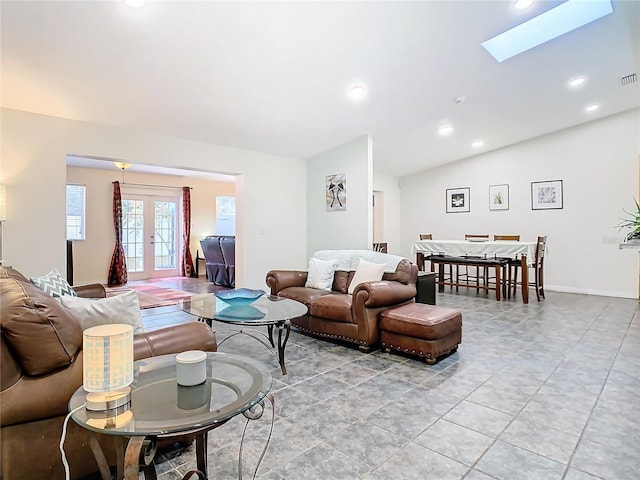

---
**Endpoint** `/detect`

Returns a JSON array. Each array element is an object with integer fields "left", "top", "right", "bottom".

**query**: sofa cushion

[
  {"left": 29, "top": 269, "right": 77, "bottom": 299},
  {"left": 347, "top": 259, "right": 386, "bottom": 294},
  {"left": 332, "top": 271, "right": 354, "bottom": 294},
  {"left": 0, "top": 277, "right": 82, "bottom": 376},
  {"left": 278, "top": 286, "right": 333, "bottom": 307},
  {"left": 305, "top": 257, "right": 337, "bottom": 291},
  {"left": 309, "top": 293, "right": 353, "bottom": 323},
  {"left": 0, "top": 266, "right": 29, "bottom": 282},
  {"left": 59, "top": 290, "right": 144, "bottom": 334}
]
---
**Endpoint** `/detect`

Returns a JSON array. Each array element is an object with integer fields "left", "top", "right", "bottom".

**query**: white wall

[
  {"left": 1, "top": 108, "right": 307, "bottom": 290},
  {"left": 400, "top": 109, "right": 640, "bottom": 298},
  {"left": 66, "top": 166, "right": 234, "bottom": 284},
  {"left": 306, "top": 136, "right": 372, "bottom": 257}
]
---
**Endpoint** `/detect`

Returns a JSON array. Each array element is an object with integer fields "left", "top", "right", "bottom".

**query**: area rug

[{"left": 107, "top": 284, "right": 194, "bottom": 309}]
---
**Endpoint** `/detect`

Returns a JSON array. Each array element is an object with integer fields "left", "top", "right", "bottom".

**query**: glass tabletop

[
  {"left": 69, "top": 352, "right": 272, "bottom": 436},
  {"left": 179, "top": 294, "right": 307, "bottom": 326}
]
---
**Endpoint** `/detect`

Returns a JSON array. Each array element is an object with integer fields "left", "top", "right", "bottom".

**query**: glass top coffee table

[
  {"left": 69, "top": 352, "right": 272, "bottom": 480},
  {"left": 179, "top": 294, "right": 307, "bottom": 375}
]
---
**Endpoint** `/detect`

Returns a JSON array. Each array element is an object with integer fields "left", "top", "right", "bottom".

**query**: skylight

[{"left": 482, "top": 0, "right": 613, "bottom": 63}]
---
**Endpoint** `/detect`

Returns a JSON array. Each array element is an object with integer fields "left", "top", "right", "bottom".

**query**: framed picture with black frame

[
  {"left": 531, "top": 180, "right": 563, "bottom": 210},
  {"left": 446, "top": 187, "right": 470, "bottom": 213}
]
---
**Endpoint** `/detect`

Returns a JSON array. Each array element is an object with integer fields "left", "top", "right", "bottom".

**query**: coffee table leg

[
  {"left": 277, "top": 321, "right": 291, "bottom": 375},
  {"left": 267, "top": 324, "right": 275, "bottom": 348},
  {"left": 195, "top": 432, "right": 208, "bottom": 478}
]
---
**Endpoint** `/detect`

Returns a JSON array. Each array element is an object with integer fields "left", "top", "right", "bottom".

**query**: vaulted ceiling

[{"left": 2, "top": 0, "right": 638, "bottom": 178}]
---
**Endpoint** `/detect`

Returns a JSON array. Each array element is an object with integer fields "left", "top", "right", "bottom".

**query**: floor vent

[{"left": 621, "top": 73, "right": 637, "bottom": 86}]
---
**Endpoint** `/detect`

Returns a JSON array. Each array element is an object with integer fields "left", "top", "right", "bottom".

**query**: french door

[{"left": 122, "top": 194, "right": 180, "bottom": 280}]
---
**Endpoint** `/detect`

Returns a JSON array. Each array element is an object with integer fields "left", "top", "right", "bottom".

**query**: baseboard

[{"left": 545, "top": 285, "right": 637, "bottom": 300}]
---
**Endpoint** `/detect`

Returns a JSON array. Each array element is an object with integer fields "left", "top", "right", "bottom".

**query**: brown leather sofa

[
  {"left": 266, "top": 252, "right": 418, "bottom": 350},
  {"left": 0, "top": 266, "right": 217, "bottom": 480}
]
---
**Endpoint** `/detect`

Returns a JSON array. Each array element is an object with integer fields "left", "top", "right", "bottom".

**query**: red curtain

[
  {"left": 107, "top": 181, "right": 128, "bottom": 286},
  {"left": 181, "top": 186, "right": 196, "bottom": 277}
]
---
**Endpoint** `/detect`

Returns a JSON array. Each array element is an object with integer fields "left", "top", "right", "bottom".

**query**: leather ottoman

[{"left": 379, "top": 303, "right": 462, "bottom": 364}]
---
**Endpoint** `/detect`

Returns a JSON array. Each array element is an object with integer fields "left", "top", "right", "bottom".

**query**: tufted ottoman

[{"left": 379, "top": 303, "right": 462, "bottom": 364}]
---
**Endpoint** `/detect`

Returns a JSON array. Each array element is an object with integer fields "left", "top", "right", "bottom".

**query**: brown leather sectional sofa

[
  {"left": 0, "top": 266, "right": 217, "bottom": 480},
  {"left": 266, "top": 253, "right": 418, "bottom": 350}
]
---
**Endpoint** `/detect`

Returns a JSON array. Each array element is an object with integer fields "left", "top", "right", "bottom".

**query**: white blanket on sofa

[{"left": 311, "top": 250, "right": 403, "bottom": 273}]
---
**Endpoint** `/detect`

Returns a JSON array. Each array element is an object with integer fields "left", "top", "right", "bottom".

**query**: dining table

[{"left": 412, "top": 239, "right": 538, "bottom": 304}]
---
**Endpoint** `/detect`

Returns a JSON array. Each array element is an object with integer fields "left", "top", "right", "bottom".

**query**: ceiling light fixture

[
  {"left": 585, "top": 103, "right": 600, "bottom": 113},
  {"left": 568, "top": 77, "right": 586, "bottom": 88},
  {"left": 113, "top": 162, "right": 131, "bottom": 170},
  {"left": 514, "top": 0, "right": 535, "bottom": 9},
  {"left": 124, "top": 0, "right": 146, "bottom": 7},
  {"left": 472, "top": 140, "right": 485, "bottom": 148},
  {"left": 482, "top": 0, "right": 613, "bottom": 63},
  {"left": 438, "top": 124, "right": 454, "bottom": 136},
  {"left": 348, "top": 86, "right": 366, "bottom": 101}
]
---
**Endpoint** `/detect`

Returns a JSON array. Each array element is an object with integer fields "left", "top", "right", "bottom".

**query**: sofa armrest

[
  {"left": 73, "top": 283, "right": 106, "bottom": 298},
  {"left": 353, "top": 280, "right": 417, "bottom": 308},
  {"left": 134, "top": 322, "right": 217, "bottom": 360},
  {"left": 265, "top": 270, "right": 308, "bottom": 295}
]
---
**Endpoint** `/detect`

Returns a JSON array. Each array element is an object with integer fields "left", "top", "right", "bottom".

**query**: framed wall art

[
  {"left": 531, "top": 179, "right": 563, "bottom": 210},
  {"left": 326, "top": 173, "right": 346, "bottom": 211},
  {"left": 446, "top": 187, "right": 470, "bottom": 213},
  {"left": 489, "top": 184, "right": 509, "bottom": 211}
]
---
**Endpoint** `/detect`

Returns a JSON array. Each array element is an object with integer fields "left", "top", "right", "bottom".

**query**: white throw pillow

[
  {"left": 348, "top": 258, "right": 386, "bottom": 294},
  {"left": 59, "top": 290, "right": 144, "bottom": 334},
  {"left": 305, "top": 257, "right": 338, "bottom": 291}
]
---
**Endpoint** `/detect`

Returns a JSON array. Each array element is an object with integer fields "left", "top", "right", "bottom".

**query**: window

[
  {"left": 216, "top": 195, "right": 236, "bottom": 235},
  {"left": 66, "top": 184, "right": 86, "bottom": 240}
]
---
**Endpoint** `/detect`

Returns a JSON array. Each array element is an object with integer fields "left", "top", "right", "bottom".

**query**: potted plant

[{"left": 617, "top": 198, "right": 640, "bottom": 244}]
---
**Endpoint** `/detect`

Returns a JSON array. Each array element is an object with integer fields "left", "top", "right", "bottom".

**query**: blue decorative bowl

[{"left": 214, "top": 288, "right": 266, "bottom": 305}]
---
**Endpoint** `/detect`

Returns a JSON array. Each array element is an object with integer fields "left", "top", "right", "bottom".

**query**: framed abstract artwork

[
  {"left": 489, "top": 184, "right": 509, "bottom": 211},
  {"left": 326, "top": 173, "right": 346, "bottom": 211},
  {"left": 531, "top": 180, "right": 563, "bottom": 210},
  {"left": 446, "top": 187, "right": 470, "bottom": 213}
]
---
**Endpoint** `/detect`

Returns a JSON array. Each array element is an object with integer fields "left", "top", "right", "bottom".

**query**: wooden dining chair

[
  {"left": 417, "top": 234, "right": 453, "bottom": 283},
  {"left": 513, "top": 236, "right": 547, "bottom": 301},
  {"left": 492, "top": 235, "right": 520, "bottom": 297},
  {"left": 417, "top": 235, "right": 432, "bottom": 270},
  {"left": 372, "top": 242, "right": 388, "bottom": 253},
  {"left": 458, "top": 234, "right": 490, "bottom": 291}
]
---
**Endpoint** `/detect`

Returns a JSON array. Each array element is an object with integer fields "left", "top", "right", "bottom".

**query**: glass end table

[{"left": 69, "top": 352, "right": 273, "bottom": 480}]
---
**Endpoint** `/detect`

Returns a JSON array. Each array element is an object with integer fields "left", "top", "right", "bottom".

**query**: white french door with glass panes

[{"left": 122, "top": 194, "right": 180, "bottom": 280}]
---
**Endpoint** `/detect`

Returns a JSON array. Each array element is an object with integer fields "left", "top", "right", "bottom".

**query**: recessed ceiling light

[
  {"left": 514, "top": 0, "right": 535, "bottom": 10},
  {"left": 348, "top": 86, "right": 366, "bottom": 101},
  {"left": 438, "top": 124, "right": 454, "bottom": 136},
  {"left": 472, "top": 140, "right": 485, "bottom": 148},
  {"left": 568, "top": 77, "right": 586, "bottom": 88},
  {"left": 124, "top": 0, "right": 146, "bottom": 8},
  {"left": 482, "top": 0, "right": 613, "bottom": 63},
  {"left": 585, "top": 103, "right": 600, "bottom": 113}
]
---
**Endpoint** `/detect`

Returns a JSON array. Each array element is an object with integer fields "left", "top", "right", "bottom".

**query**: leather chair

[
  {"left": 0, "top": 266, "right": 218, "bottom": 480},
  {"left": 200, "top": 236, "right": 230, "bottom": 286},
  {"left": 219, "top": 235, "right": 236, "bottom": 287}
]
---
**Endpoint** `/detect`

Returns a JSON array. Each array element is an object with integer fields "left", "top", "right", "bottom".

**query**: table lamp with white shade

[{"left": 83, "top": 324, "right": 134, "bottom": 411}]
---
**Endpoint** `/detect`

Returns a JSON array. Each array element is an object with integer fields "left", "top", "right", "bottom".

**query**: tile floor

[{"left": 138, "top": 286, "right": 638, "bottom": 480}]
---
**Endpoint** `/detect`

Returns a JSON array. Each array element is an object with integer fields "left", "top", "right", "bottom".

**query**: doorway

[{"left": 122, "top": 194, "right": 180, "bottom": 280}]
